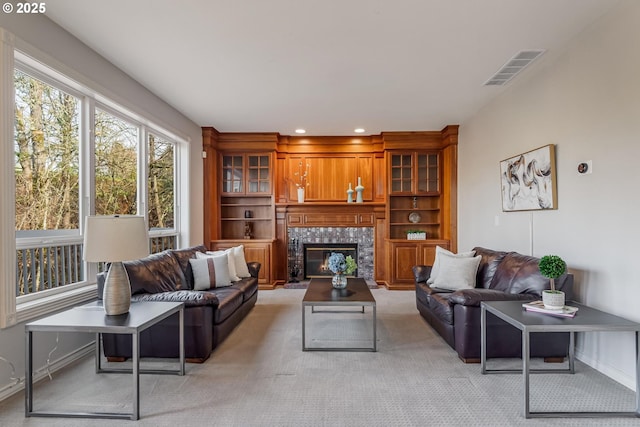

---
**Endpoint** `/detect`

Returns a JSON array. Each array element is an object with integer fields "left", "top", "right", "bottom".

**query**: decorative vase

[
  {"left": 332, "top": 273, "right": 348, "bottom": 289},
  {"left": 297, "top": 187, "right": 305, "bottom": 203},
  {"left": 103, "top": 261, "right": 131, "bottom": 315},
  {"left": 542, "top": 290, "right": 565, "bottom": 310},
  {"left": 346, "top": 182, "right": 354, "bottom": 203},
  {"left": 355, "top": 177, "right": 364, "bottom": 203}
]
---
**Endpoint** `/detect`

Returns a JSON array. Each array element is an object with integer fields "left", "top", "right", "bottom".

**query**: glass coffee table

[{"left": 302, "top": 277, "right": 376, "bottom": 352}]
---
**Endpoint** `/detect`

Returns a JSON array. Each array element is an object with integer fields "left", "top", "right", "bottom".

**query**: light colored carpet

[{"left": 0, "top": 288, "right": 638, "bottom": 426}]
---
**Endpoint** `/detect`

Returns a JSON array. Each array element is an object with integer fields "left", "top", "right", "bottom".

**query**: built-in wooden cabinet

[
  {"left": 387, "top": 151, "right": 442, "bottom": 240},
  {"left": 202, "top": 126, "right": 458, "bottom": 289},
  {"left": 222, "top": 153, "right": 272, "bottom": 195},
  {"left": 387, "top": 240, "right": 450, "bottom": 289}
]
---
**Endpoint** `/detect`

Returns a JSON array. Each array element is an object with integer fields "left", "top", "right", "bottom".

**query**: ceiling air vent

[{"left": 484, "top": 50, "right": 546, "bottom": 86}]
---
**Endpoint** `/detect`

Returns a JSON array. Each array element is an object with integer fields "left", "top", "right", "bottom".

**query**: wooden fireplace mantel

[{"left": 277, "top": 202, "right": 386, "bottom": 227}]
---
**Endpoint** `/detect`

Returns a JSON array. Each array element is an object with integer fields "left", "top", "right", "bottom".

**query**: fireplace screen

[{"left": 303, "top": 243, "right": 358, "bottom": 279}]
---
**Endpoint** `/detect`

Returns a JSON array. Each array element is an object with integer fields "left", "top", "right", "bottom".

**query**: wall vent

[{"left": 484, "top": 50, "right": 546, "bottom": 86}]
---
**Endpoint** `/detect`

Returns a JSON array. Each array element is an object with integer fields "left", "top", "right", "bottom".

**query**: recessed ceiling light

[
  {"left": 295, "top": 129, "right": 306, "bottom": 134},
  {"left": 354, "top": 128, "right": 365, "bottom": 134}
]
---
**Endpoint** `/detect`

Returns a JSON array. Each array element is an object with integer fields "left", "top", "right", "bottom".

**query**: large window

[
  {"left": 1, "top": 44, "right": 184, "bottom": 326},
  {"left": 14, "top": 70, "right": 80, "bottom": 233},
  {"left": 94, "top": 108, "right": 139, "bottom": 216}
]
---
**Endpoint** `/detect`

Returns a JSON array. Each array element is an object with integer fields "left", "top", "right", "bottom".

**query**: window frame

[{"left": 0, "top": 31, "right": 185, "bottom": 328}]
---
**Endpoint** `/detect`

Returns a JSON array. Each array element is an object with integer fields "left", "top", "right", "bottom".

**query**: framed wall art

[{"left": 500, "top": 144, "right": 557, "bottom": 212}]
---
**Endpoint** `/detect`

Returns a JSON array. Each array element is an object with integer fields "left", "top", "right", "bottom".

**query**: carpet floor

[{"left": 0, "top": 288, "right": 638, "bottom": 426}]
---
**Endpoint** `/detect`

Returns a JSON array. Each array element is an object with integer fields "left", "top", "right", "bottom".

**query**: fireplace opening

[{"left": 303, "top": 243, "right": 358, "bottom": 279}]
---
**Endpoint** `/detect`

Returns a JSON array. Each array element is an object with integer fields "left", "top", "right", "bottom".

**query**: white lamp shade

[{"left": 83, "top": 215, "right": 149, "bottom": 262}]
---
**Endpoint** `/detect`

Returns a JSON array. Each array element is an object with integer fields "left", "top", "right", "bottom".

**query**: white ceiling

[{"left": 44, "top": 0, "right": 618, "bottom": 136}]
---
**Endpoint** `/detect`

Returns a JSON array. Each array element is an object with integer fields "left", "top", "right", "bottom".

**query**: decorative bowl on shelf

[{"left": 408, "top": 212, "right": 421, "bottom": 224}]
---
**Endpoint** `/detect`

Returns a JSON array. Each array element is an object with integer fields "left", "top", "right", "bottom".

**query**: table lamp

[{"left": 83, "top": 215, "right": 149, "bottom": 315}]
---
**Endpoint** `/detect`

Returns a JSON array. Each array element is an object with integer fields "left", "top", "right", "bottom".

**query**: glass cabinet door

[
  {"left": 222, "top": 155, "right": 243, "bottom": 193},
  {"left": 417, "top": 153, "right": 439, "bottom": 193},
  {"left": 390, "top": 154, "right": 413, "bottom": 193},
  {"left": 247, "top": 155, "right": 270, "bottom": 193}
]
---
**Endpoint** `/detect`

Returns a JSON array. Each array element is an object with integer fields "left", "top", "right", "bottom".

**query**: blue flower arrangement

[{"left": 327, "top": 252, "right": 357, "bottom": 275}]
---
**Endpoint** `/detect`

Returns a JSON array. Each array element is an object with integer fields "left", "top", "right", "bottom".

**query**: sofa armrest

[
  {"left": 131, "top": 290, "right": 219, "bottom": 308},
  {"left": 412, "top": 265, "right": 432, "bottom": 284},
  {"left": 248, "top": 262, "right": 261, "bottom": 279},
  {"left": 449, "top": 288, "right": 538, "bottom": 307}
]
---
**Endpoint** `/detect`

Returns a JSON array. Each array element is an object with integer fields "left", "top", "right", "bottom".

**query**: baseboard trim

[
  {"left": 0, "top": 341, "right": 94, "bottom": 402},
  {"left": 575, "top": 347, "right": 636, "bottom": 392}
]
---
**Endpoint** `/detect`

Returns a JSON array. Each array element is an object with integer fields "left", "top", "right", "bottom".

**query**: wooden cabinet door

[
  {"left": 221, "top": 155, "right": 244, "bottom": 194},
  {"left": 415, "top": 153, "right": 439, "bottom": 195},
  {"left": 242, "top": 243, "right": 271, "bottom": 285},
  {"left": 389, "top": 153, "right": 413, "bottom": 194},
  {"left": 391, "top": 242, "right": 419, "bottom": 283},
  {"left": 246, "top": 154, "right": 271, "bottom": 194}
]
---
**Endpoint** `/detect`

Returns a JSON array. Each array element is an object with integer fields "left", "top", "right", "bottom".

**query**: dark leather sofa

[
  {"left": 413, "top": 247, "right": 573, "bottom": 362},
  {"left": 97, "top": 245, "right": 260, "bottom": 362}
]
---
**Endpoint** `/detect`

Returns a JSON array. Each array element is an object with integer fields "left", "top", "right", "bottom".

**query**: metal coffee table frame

[
  {"left": 302, "top": 278, "right": 376, "bottom": 352},
  {"left": 481, "top": 300, "right": 640, "bottom": 419},
  {"left": 25, "top": 301, "right": 185, "bottom": 420}
]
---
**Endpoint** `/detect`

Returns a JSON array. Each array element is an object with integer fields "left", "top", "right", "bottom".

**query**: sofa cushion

[
  {"left": 233, "top": 245, "right": 252, "bottom": 278},
  {"left": 124, "top": 250, "right": 184, "bottom": 295},
  {"left": 190, "top": 254, "right": 232, "bottom": 290},
  {"left": 207, "top": 249, "right": 241, "bottom": 282},
  {"left": 433, "top": 254, "right": 482, "bottom": 290},
  {"left": 428, "top": 246, "right": 476, "bottom": 284},
  {"left": 489, "top": 252, "right": 548, "bottom": 295},
  {"left": 207, "top": 287, "right": 244, "bottom": 324},
  {"left": 473, "top": 247, "right": 508, "bottom": 289},
  {"left": 231, "top": 277, "right": 259, "bottom": 301},
  {"left": 170, "top": 245, "right": 207, "bottom": 290},
  {"left": 428, "top": 292, "right": 455, "bottom": 325}
]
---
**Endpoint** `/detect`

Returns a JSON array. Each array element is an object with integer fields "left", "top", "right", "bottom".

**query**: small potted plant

[
  {"left": 327, "top": 252, "right": 357, "bottom": 289},
  {"left": 538, "top": 255, "right": 567, "bottom": 309}
]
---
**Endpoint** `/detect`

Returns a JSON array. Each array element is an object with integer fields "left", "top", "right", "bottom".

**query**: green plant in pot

[{"left": 538, "top": 255, "right": 567, "bottom": 309}]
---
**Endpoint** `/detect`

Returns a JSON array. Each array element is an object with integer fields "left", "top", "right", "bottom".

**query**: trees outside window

[
  {"left": 94, "top": 108, "right": 138, "bottom": 216},
  {"left": 11, "top": 67, "right": 179, "bottom": 301},
  {"left": 148, "top": 133, "right": 174, "bottom": 230},
  {"left": 14, "top": 70, "right": 80, "bottom": 233}
]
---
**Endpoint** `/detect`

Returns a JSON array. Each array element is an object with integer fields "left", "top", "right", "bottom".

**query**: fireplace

[{"left": 303, "top": 243, "right": 358, "bottom": 279}]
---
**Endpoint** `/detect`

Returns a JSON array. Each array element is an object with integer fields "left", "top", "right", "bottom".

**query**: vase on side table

[{"left": 332, "top": 273, "right": 347, "bottom": 289}]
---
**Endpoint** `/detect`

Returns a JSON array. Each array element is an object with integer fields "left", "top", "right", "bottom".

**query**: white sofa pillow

[
  {"left": 233, "top": 245, "right": 251, "bottom": 278},
  {"left": 428, "top": 246, "right": 476, "bottom": 284},
  {"left": 203, "top": 249, "right": 240, "bottom": 282},
  {"left": 432, "top": 253, "right": 482, "bottom": 291},
  {"left": 189, "top": 253, "right": 232, "bottom": 290}
]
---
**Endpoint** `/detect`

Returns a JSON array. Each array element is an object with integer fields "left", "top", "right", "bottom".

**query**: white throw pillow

[
  {"left": 233, "top": 245, "right": 251, "bottom": 278},
  {"left": 202, "top": 249, "right": 240, "bottom": 282},
  {"left": 432, "top": 253, "right": 481, "bottom": 291},
  {"left": 428, "top": 246, "right": 476, "bottom": 284},
  {"left": 189, "top": 253, "right": 232, "bottom": 290}
]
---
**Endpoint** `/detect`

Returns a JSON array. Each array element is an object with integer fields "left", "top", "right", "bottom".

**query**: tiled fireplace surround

[{"left": 287, "top": 227, "right": 375, "bottom": 281}]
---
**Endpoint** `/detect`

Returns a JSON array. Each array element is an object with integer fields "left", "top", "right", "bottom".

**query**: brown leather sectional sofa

[
  {"left": 414, "top": 247, "right": 573, "bottom": 362},
  {"left": 97, "top": 245, "right": 260, "bottom": 362}
]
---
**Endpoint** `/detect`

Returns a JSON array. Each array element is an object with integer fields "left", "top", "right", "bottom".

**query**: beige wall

[{"left": 459, "top": 0, "right": 640, "bottom": 389}]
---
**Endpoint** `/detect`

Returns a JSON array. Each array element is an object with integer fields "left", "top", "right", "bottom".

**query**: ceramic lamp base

[{"left": 103, "top": 261, "right": 131, "bottom": 315}]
